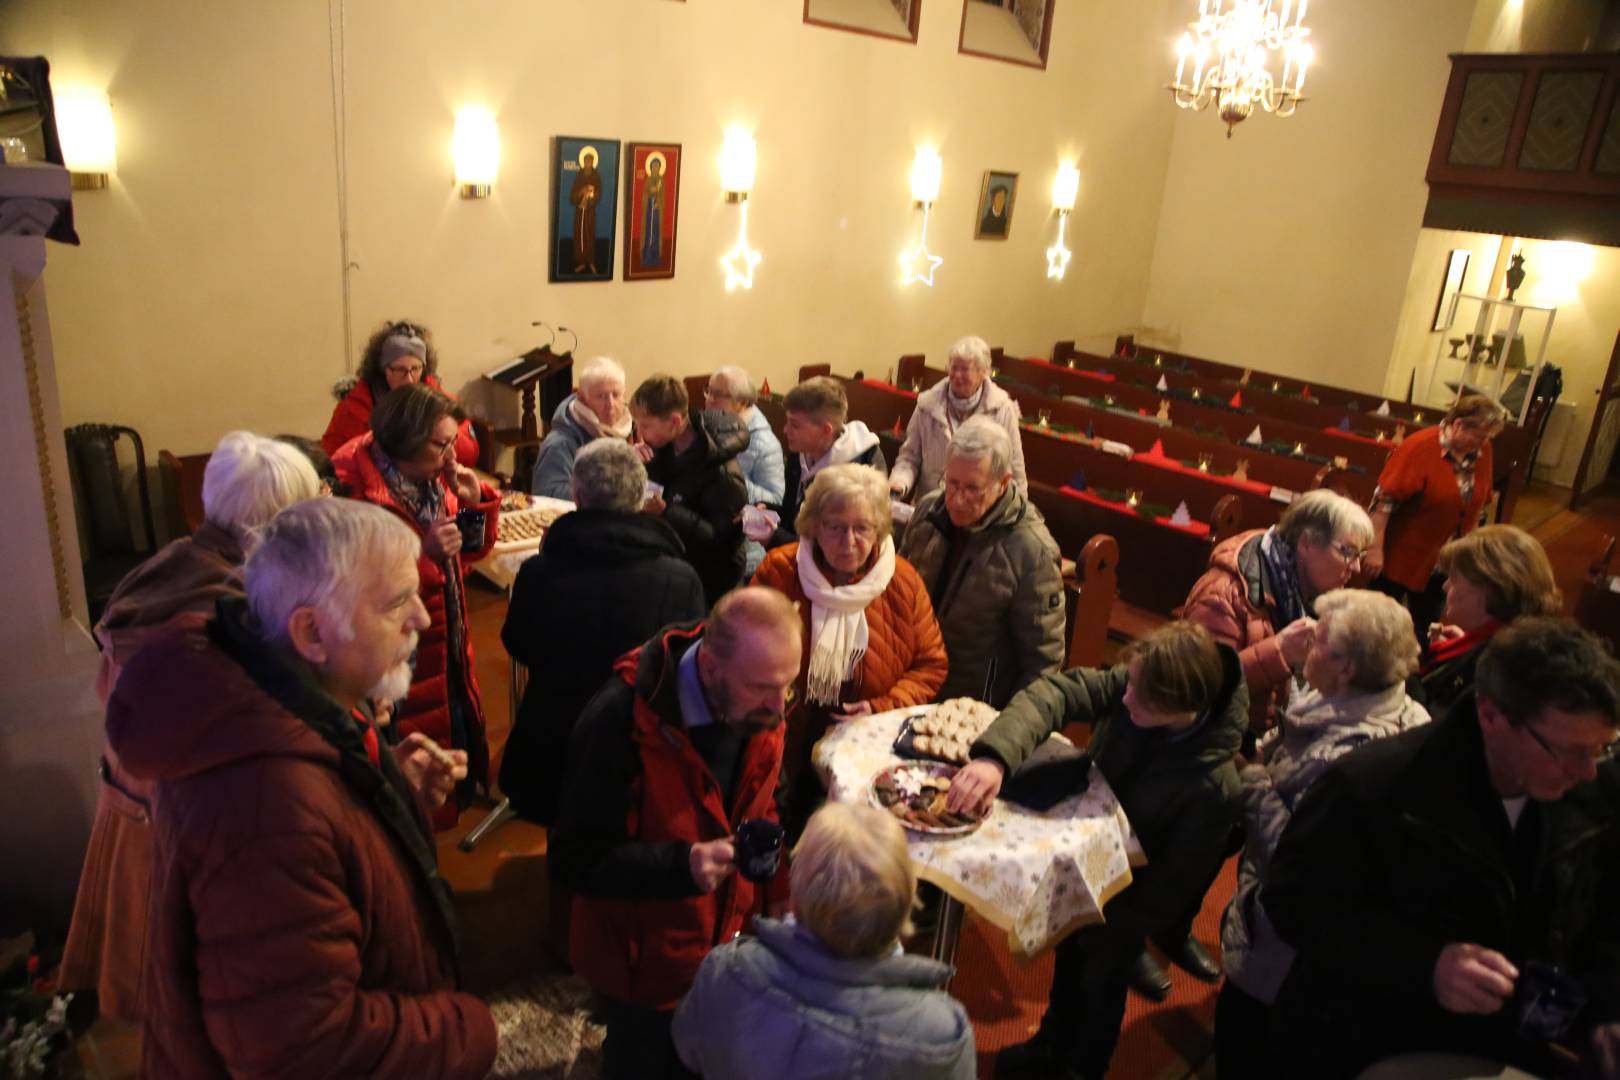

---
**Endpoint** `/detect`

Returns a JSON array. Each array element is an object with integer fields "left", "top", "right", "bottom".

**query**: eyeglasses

[
  {"left": 1330, "top": 540, "right": 1366, "bottom": 563},
  {"left": 387, "top": 362, "right": 425, "bottom": 379},
  {"left": 425, "top": 435, "right": 455, "bottom": 458},
  {"left": 1522, "top": 723, "right": 1620, "bottom": 768},
  {"left": 703, "top": 384, "right": 732, "bottom": 401}
]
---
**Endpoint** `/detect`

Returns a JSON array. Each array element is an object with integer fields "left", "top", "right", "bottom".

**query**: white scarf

[
  {"left": 946, "top": 382, "right": 985, "bottom": 419},
  {"left": 796, "top": 535, "right": 896, "bottom": 706},
  {"left": 570, "top": 395, "right": 633, "bottom": 441}
]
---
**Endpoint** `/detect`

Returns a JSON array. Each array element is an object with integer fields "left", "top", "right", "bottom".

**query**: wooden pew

[
  {"left": 159, "top": 449, "right": 208, "bottom": 537},
  {"left": 1575, "top": 536, "right": 1620, "bottom": 653},
  {"left": 1066, "top": 535, "right": 1117, "bottom": 668},
  {"left": 1027, "top": 479, "right": 1231, "bottom": 621}
]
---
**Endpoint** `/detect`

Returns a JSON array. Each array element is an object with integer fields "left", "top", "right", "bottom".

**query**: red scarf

[
  {"left": 351, "top": 707, "right": 381, "bottom": 770},
  {"left": 1422, "top": 620, "right": 1501, "bottom": 672}
]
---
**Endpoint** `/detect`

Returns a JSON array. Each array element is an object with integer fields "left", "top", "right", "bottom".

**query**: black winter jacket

[
  {"left": 1263, "top": 698, "right": 1620, "bottom": 1078},
  {"left": 647, "top": 410, "right": 750, "bottom": 607},
  {"left": 499, "top": 509, "right": 706, "bottom": 824}
]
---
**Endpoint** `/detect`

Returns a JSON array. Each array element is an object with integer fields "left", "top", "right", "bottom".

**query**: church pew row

[
  {"left": 1095, "top": 337, "right": 1539, "bottom": 525},
  {"left": 855, "top": 371, "right": 1372, "bottom": 505}
]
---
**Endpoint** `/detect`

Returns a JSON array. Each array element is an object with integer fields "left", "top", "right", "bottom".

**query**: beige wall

[
  {"left": 2, "top": 0, "right": 1181, "bottom": 468},
  {"left": 1136, "top": 0, "right": 1476, "bottom": 394},
  {"left": 1465, "top": 0, "right": 1611, "bottom": 51}
]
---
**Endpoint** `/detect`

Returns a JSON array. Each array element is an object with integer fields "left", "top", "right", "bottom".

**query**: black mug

[
  {"left": 733, "top": 819, "right": 784, "bottom": 883},
  {"left": 1512, "top": 962, "right": 1587, "bottom": 1042},
  {"left": 454, "top": 507, "right": 486, "bottom": 550}
]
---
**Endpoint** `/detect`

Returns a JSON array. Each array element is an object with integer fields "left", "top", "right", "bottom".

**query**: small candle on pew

[
  {"left": 1292, "top": 441, "right": 1305, "bottom": 456},
  {"left": 1414, "top": 411, "right": 1425, "bottom": 424},
  {"left": 1271, "top": 380, "right": 1281, "bottom": 392},
  {"left": 1376, "top": 430, "right": 1388, "bottom": 442},
  {"left": 1197, "top": 453, "right": 1213, "bottom": 473},
  {"left": 1104, "top": 394, "right": 1116, "bottom": 406},
  {"left": 1126, "top": 488, "right": 1143, "bottom": 508},
  {"left": 1153, "top": 354, "right": 1164, "bottom": 367},
  {"left": 1191, "top": 387, "right": 1201, "bottom": 399},
  {"left": 1038, "top": 408, "right": 1051, "bottom": 427}
]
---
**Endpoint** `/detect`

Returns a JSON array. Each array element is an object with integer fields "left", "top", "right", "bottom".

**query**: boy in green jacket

[{"left": 948, "top": 621, "right": 1248, "bottom": 1079}]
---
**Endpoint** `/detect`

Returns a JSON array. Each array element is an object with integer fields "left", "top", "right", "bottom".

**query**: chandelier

[{"left": 1168, "top": 0, "right": 1314, "bottom": 137}]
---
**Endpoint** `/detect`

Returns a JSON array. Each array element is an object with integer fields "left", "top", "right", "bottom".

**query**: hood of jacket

[
  {"left": 95, "top": 523, "right": 244, "bottom": 659},
  {"left": 1097, "top": 644, "right": 1248, "bottom": 778},
  {"left": 918, "top": 474, "right": 1032, "bottom": 538},
  {"left": 1275, "top": 683, "right": 1429, "bottom": 750},
  {"left": 687, "top": 408, "right": 750, "bottom": 466},
  {"left": 540, "top": 506, "right": 687, "bottom": 564},
  {"left": 1208, "top": 528, "right": 1277, "bottom": 618},
  {"left": 803, "top": 419, "right": 881, "bottom": 475},
  {"left": 745, "top": 917, "right": 954, "bottom": 993},
  {"left": 107, "top": 597, "right": 358, "bottom": 785}
]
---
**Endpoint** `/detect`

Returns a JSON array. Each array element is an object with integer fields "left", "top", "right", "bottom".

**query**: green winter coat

[
  {"left": 898, "top": 483, "right": 1066, "bottom": 708},
  {"left": 971, "top": 648, "right": 1248, "bottom": 939}
]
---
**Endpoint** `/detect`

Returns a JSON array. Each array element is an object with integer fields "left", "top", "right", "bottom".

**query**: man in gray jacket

[{"left": 899, "top": 417, "right": 1065, "bottom": 707}]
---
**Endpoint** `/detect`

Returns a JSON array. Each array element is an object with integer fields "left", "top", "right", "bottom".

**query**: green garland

[{"left": 1092, "top": 487, "right": 1174, "bottom": 520}]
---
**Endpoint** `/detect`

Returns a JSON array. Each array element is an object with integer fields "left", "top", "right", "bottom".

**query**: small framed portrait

[
  {"left": 974, "top": 170, "right": 1019, "bottom": 240},
  {"left": 624, "top": 142, "right": 681, "bottom": 281},
  {"left": 551, "top": 136, "right": 622, "bottom": 283}
]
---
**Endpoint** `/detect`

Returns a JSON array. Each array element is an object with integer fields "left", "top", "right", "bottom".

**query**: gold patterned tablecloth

[{"left": 812, "top": 706, "right": 1143, "bottom": 959}]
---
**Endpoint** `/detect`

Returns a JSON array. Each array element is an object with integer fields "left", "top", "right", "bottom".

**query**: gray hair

[
  {"left": 572, "top": 437, "right": 647, "bottom": 513},
  {"left": 948, "top": 335, "right": 992, "bottom": 372},
  {"left": 245, "top": 499, "right": 419, "bottom": 645},
  {"left": 1277, "top": 489, "right": 1373, "bottom": 550},
  {"left": 1314, "top": 588, "right": 1421, "bottom": 693},
  {"left": 577, "top": 356, "right": 626, "bottom": 394},
  {"left": 710, "top": 365, "right": 757, "bottom": 407},
  {"left": 945, "top": 415, "right": 1012, "bottom": 478},
  {"left": 202, "top": 431, "right": 321, "bottom": 537}
]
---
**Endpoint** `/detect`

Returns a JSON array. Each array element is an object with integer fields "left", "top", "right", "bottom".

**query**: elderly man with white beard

[{"left": 105, "top": 498, "right": 497, "bottom": 1079}]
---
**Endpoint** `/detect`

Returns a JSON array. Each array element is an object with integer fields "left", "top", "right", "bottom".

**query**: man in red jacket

[
  {"left": 551, "top": 587, "right": 803, "bottom": 1080},
  {"left": 106, "top": 498, "right": 497, "bottom": 1079}
]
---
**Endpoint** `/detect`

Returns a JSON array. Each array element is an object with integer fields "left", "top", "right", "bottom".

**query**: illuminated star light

[
  {"left": 721, "top": 201, "right": 762, "bottom": 290},
  {"left": 1046, "top": 214, "right": 1073, "bottom": 280},
  {"left": 899, "top": 204, "right": 943, "bottom": 287}
]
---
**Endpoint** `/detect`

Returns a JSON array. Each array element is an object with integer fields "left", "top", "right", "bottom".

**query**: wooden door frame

[{"left": 1568, "top": 330, "right": 1620, "bottom": 511}]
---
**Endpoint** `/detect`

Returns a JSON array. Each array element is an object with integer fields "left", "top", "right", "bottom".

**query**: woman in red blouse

[{"left": 1363, "top": 394, "right": 1507, "bottom": 632}]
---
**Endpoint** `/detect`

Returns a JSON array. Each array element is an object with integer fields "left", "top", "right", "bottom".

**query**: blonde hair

[
  {"left": 795, "top": 463, "right": 892, "bottom": 546},
  {"left": 783, "top": 376, "right": 848, "bottom": 427},
  {"left": 1121, "top": 621, "right": 1225, "bottom": 714},
  {"left": 791, "top": 803, "right": 916, "bottom": 958},
  {"left": 1437, "top": 525, "right": 1562, "bottom": 622},
  {"left": 1313, "top": 588, "right": 1420, "bottom": 692}
]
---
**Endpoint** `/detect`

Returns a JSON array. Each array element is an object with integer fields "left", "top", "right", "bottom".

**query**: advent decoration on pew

[
  {"left": 1337, "top": 417, "right": 1353, "bottom": 432},
  {"left": 1069, "top": 467, "right": 1087, "bottom": 490},
  {"left": 759, "top": 377, "right": 771, "bottom": 396},
  {"left": 1229, "top": 390, "right": 1242, "bottom": 408},
  {"left": 1156, "top": 400, "right": 1172, "bottom": 421},
  {"left": 1245, "top": 425, "right": 1264, "bottom": 445},
  {"left": 1374, "top": 400, "right": 1392, "bottom": 416},
  {"left": 1170, "top": 501, "right": 1193, "bottom": 527},
  {"left": 1155, "top": 374, "right": 1169, "bottom": 392},
  {"left": 1233, "top": 459, "right": 1250, "bottom": 483}
]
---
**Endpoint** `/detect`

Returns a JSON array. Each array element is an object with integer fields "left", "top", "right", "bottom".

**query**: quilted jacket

[
  {"left": 898, "top": 482, "right": 1066, "bottom": 707},
  {"left": 1180, "top": 528, "right": 1291, "bottom": 732},
  {"left": 106, "top": 601, "right": 497, "bottom": 1079},
  {"left": 321, "top": 374, "right": 478, "bottom": 467},
  {"left": 890, "top": 378, "right": 1027, "bottom": 500}
]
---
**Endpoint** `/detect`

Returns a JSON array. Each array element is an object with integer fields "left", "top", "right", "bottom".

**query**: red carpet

[{"left": 953, "top": 855, "right": 1238, "bottom": 1079}]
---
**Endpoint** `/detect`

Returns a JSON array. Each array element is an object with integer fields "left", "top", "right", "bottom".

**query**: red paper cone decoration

[
  {"left": 1148, "top": 439, "right": 1166, "bottom": 458},
  {"left": 1229, "top": 391, "right": 1242, "bottom": 408},
  {"left": 891, "top": 416, "right": 904, "bottom": 437},
  {"left": 1301, "top": 384, "right": 1311, "bottom": 399},
  {"left": 760, "top": 377, "right": 772, "bottom": 396}
]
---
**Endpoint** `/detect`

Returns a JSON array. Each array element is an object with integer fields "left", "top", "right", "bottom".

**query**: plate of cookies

[
  {"left": 894, "top": 697, "right": 1002, "bottom": 766},
  {"left": 869, "top": 761, "right": 985, "bottom": 835}
]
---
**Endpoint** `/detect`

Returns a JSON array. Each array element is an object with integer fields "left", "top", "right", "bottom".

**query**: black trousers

[
  {"left": 1036, "top": 924, "right": 1145, "bottom": 1079},
  {"left": 597, "top": 996, "right": 696, "bottom": 1080},
  {"left": 1213, "top": 980, "right": 1285, "bottom": 1079}
]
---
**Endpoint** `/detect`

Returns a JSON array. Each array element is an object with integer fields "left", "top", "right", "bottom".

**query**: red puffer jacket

[
  {"left": 105, "top": 604, "right": 497, "bottom": 1079},
  {"left": 322, "top": 375, "right": 480, "bottom": 467},
  {"left": 332, "top": 434, "right": 498, "bottom": 829},
  {"left": 1180, "top": 528, "right": 1287, "bottom": 732},
  {"left": 562, "top": 625, "right": 788, "bottom": 1011}
]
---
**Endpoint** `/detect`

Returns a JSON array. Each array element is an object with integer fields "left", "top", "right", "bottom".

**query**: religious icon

[
  {"left": 551, "top": 136, "right": 621, "bottom": 283},
  {"left": 624, "top": 142, "right": 681, "bottom": 281},
  {"left": 973, "top": 170, "right": 1019, "bottom": 240}
]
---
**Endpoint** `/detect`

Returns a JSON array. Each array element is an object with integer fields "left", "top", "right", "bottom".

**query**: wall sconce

[
  {"left": 1046, "top": 162, "right": 1079, "bottom": 280},
  {"left": 452, "top": 108, "right": 499, "bottom": 198},
  {"left": 719, "top": 129, "right": 761, "bottom": 289},
  {"left": 900, "top": 147, "right": 943, "bottom": 287},
  {"left": 55, "top": 91, "right": 116, "bottom": 190}
]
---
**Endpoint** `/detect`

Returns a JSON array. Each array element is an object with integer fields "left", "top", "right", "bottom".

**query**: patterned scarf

[
  {"left": 368, "top": 441, "right": 465, "bottom": 664},
  {"left": 1260, "top": 527, "right": 1309, "bottom": 629}
]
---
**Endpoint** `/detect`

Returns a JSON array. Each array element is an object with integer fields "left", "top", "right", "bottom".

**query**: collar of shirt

[
  {"left": 677, "top": 639, "right": 718, "bottom": 730},
  {"left": 1166, "top": 707, "right": 1212, "bottom": 744}
]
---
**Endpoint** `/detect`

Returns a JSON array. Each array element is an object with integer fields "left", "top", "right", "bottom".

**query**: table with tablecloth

[{"left": 812, "top": 705, "right": 1143, "bottom": 961}]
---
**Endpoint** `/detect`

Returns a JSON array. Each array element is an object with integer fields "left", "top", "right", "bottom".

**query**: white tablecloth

[
  {"left": 470, "top": 496, "right": 575, "bottom": 590},
  {"left": 812, "top": 706, "right": 1142, "bottom": 959}
]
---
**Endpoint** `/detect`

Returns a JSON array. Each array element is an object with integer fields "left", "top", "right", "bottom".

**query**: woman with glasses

[
  {"left": 1363, "top": 394, "right": 1508, "bottom": 634},
  {"left": 1133, "top": 489, "right": 1376, "bottom": 1003},
  {"left": 321, "top": 319, "right": 479, "bottom": 466},
  {"left": 752, "top": 463, "right": 947, "bottom": 839},
  {"left": 332, "top": 383, "right": 499, "bottom": 829},
  {"left": 1420, "top": 525, "right": 1561, "bottom": 717},
  {"left": 1215, "top": 588, "right": 1429, "bottom": 1078}
]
